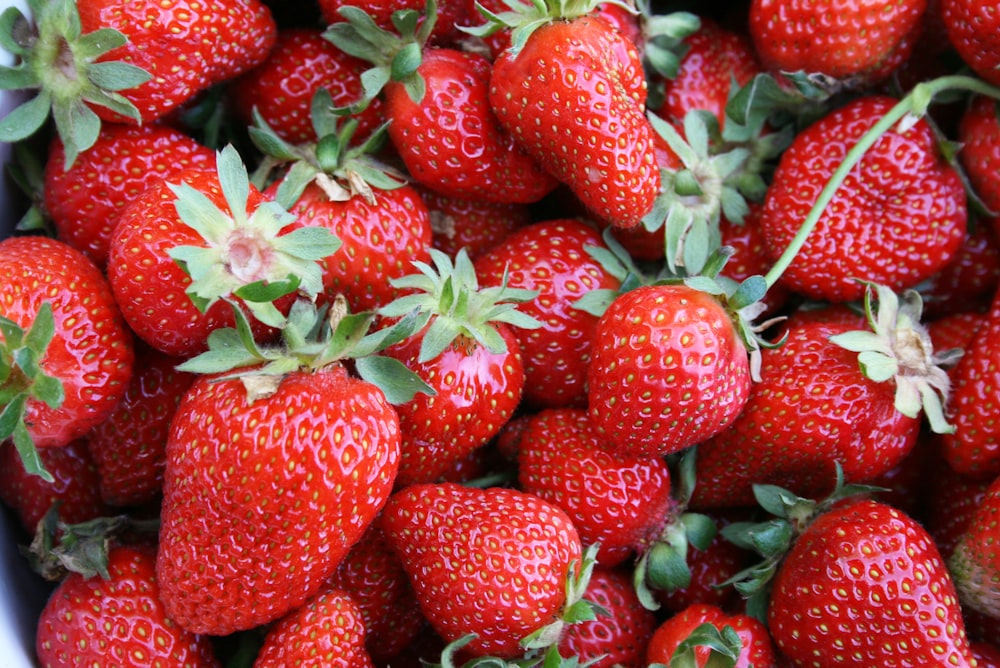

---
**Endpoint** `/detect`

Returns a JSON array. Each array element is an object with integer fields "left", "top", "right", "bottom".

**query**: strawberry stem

[{"left": 763, "top": 74, "right": 1000, "bottom": 290}]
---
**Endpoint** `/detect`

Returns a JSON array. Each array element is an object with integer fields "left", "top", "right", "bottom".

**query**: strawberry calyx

[
  {"left": 166, "top": 144, "right": 342, "bottom": 329},
  {"left": 717, "top": 463, "right": 885, "bottom": 622},
  {"left": 658, "top": 622, "right": 744, "bottom": 668},
  {"left": 378, "top": 247, "right": 542, "bottom": 363},
  {"left": 0, "top": 0, "right": 151, "bottom": 169},
  {"left": 24, "top": 504, "right": 159, "bottom": 582},
  {"left": 322, "top": 0, "right": 437, "bottom": 106},
  {"left": 0, "top": 301, "right": 61, "bottom": 482},
  {"left": 828, "top": 281, "right": 960, "bottom": 435},
  {"left": 177, "top": 295, "right": 434, "bottom": 406},
  {"left": 638, "top": 5, "right": 700, "bottom": 85},
  {"left": 249, "top": 88, "right": 407, "bottom": 209}
]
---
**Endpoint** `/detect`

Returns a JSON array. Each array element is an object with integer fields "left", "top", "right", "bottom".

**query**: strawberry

[
  {"left": 767, "top": 498, "right": 975, "bottom": 666},
  {"left": 228, "top": 27, "right": 383, "bottom": 145},
  {"left": 516, "top": 407, "right": 673, "bottom": 568},
  {"left": 43, "top": 123, "right": 215, "bottom": 267},
  {"left": 940, "top": 286, "right": 1000, "bottom": 478},
  {"left": 586, "top": 282, "right": 753, "bottom": 458},
  {"left": 155, "top": 300, "right": 418, "bottom": 635},
  {"left": 324, "top": 4, "right": 559, "bottom": 205},
  {"left": 949, "top": 473, "right": 1000, "bottom": 620},
  {"left": 692, "top": 284, "right": 955, "bottom": 509},
  {"left": 379, "top": 482, "right": 590, "bottom": 659},
  {"left": 376, "top": 248, "right": 536, "bottom": 486},
  {"left": 473, "top": 218, "right": 623, "bottom": 409},
  {"left": 748, "top": 0, "right": 926, "bottom": 85},
  {"left": 85, "top": 344, "right": 195, "bottom": 508},
  {"left": 557, "top": 566, "right": 657, "bottom": 668},
  {"left": 0, "top": 235, "right": 134, "bottom": 478},
  {"left": 252, "top": 586, "right": 375, "bottom": 668},
  {"left": 925, "top": 457, "right": 993, "bottom": 561},
  {"left": 645, "top": 603, "right": 777, "bottom": 668},
  {"left": 0, "top": 0, "right": 276, "bottom": 167},
  {"left": 759, "top": 94, "right": 967, "bottom": 303},
  {"left": 942, "top": 0, "right": 1000, "bottom": 87},
  {"left": 106, "top": 144, "right": 340, "bottom": 358},
  {"left": 36, "top": 544, "right": 220, "bottom": 668},
  {"left": 959, "top": 95, "right": 1000, "bottom": 214},
  {"left": 0, "top": 439, "right": 108, "bottom": 533},
  {"left": 919, "top": 221, "right": 1000, "bottom": 319},
  {"left": 421, "top": 187, "right": 530, "bottom": 261},
  {"left": 477, "top": 2, "right": 661, "bottom": 229}
]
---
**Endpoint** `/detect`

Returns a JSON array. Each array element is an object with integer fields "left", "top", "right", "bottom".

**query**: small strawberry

[
  {"left": 558, "top": 566, "right": 658, "bottom": 668},
  {"left": 252, "top": 586, "right": 375, "bottom": 668},
  {"left": 106, "top": 144, "right": 340, "bottom": 357},
  {"left": 473, "top": 218, "right": 623, "bottom": 409},
  {"left": 156, "top": 299, "right": 425, "bottom": 635},
  {"left": 376, "top": 248, "right": 538, "bottom": 486},
  {"left": 759, "top": 94, "right": 967, "bottom": 303},
  {"left": 379, "top": 482, "right": 592, "bottom": 660},
  {"left": 0, "top": 234, "right": 134, "bottom": 478},
  {"left": 36, "top": 544, "right": 220, "bottom": 668},
  {"left": 85, "top": 344, "right": 195, "bottom": 508},
  {"left": 0, "top": 0, "right": 276, "bottom": 167},
  {"left": 942, "top": 0, "right": 1000, "bottom": 87},
  {"left": 228, "top": 27, "right": 383, "bottom": 145},
  {"left": 645, "top": 603, "right": 777, "bottom": 668},
  {"left": 473, "top": 0, "right": 661, "bottom": 228},
  {"left": 949, "top": 473, "right": 1000, "bottom": 620},
  {"left": 748, "top": 0, "right": 926, "bottom": 85},
  {"left": 43, "top": 122, "right": 215, "bottom": 267}
]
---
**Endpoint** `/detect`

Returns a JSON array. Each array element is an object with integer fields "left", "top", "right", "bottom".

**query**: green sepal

[
  {"left": 354, "top": 354, "right": 436, "bottom": 405},
  {"left": 666, "top": 623, "right": 742, "bottom": 668}
]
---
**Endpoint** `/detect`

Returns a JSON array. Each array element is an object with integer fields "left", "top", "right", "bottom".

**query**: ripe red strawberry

[
  {"left": 768, "top": 498, "right": 975, "bottom": 666},
  {"left": 656, "top": 18, "right": 762, "bottom": 131},
  {"left": 586, "top": 282, "right": 752, "bottom": 458},
  {"left": 558, "top": 567, "right": 657, "bottom": 668},
  {"left": 925, "top": 456, "right": 993, "bottom": 561},
  {"left": 481, "top": 5, "right": 661, "bottom": 228},
  {"left": 156, "top": 301, "right": 406, "bottom": 635},
  {"left": 106, "top": 145, "right": 339, "bottom": 357},
  {"left": 748, "top": 0, "right": 926, "bottom": 84},
  {"left": 253, "top": 586, "right": 375, "bottom": 668},
  {"left": 0, "top": 235, "right": 134, "bottom": 476},
  {"left": 0, "top": 0, "right": 276, "bottom": 167},
  {"left": 377, "top": 248, "right": 534, "bottom": 486},
  {"left": 949, "top": 474, "right": 1000, "bottom": 620},
  {"left": 942, "top": 0, "right": 1000, "bottom": 87},
  {"left": 379, "top": 482, "right": 587, "bottom": 659},
  {"left": 86, "top": 344, "right": 195, "bottom": 508},
  {"left": 328, "top": 523, "right": 425, "bottom": 665},
  {"left": 228, "top": 27, "right": 383, "bottom": 146},
  {"left": 516, "top": 407, "right": 674, "bottom": 568},
  {"left": 759, "top": 94, "right": 967, "bottom": 303},
  {"left": 940, "top": 286, "right": 1000, "bottom": 478},
  {"left": 959, "top": 95, "right": 1000, "bottom": 213},
  {"left": 692, "top": 284, "right": 955, "bottom": 509},
  {"left": 36, "top": 545, "right": 220, "bottom": 668},
  {"left": 43, "top": 123, "right": 215, "bottom": 267},
  {"left": 421, "top": 187, "right": 530, "bottom": 260},
  {"left": 0, "top": 439, "right": 108, "bottom": 533},
  {"left": 473, "top": 219, "right": 623, "bottom": 409},
  {"left": 920, "top": 222, "right": 1000, "bottom": 319},
  {"left": 645, "top": 603, "right": 777, "bottom": 668}
]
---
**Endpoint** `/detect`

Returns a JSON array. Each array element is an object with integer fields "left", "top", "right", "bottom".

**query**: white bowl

[{"left": 1, "top": 2, "right": 54, "bottom": 666}]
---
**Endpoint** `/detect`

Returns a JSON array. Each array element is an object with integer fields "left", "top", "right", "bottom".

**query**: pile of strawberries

[{"left": 4, "top": 0, "right": 1000, "bottom": 665}]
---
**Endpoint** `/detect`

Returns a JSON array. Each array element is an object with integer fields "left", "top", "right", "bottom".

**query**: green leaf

[
  {"left": 354, "top": 354, "right": 436, "bottom": 405},
  {"left": 217, "top": 145, "right": 251, "bottom": 228},
  {"left": 0, "top": 91, "right": 52, "bottom": 142},
  {"left": 85, "top": 60, "right": 150, "bottom": 91}
]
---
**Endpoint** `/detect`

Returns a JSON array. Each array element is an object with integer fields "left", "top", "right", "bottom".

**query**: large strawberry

[
  {"left": 748, "top": 0, "right": 926, "bottom": 85},
  {"left": 106, "top": 144, "right": 340, "bottom": 358},
  {"left": 376, "top": 248, "right": 537, "bottom": 486},
  {"left": 692, "top": 284, "right": 956, "bottom": 509},
  {"left": 379, "top": 482, "right": 593, "bottom": 659},
  {"left": 155, "top": 300, "right": 422, "bottom": 635},
  {"left": 0, "top": 235, "right": 134, "bottom": 479},
  {"left": 949, "top": 473, "right": 1000, "bottom": 620},
  {"left": 475, "top": 0, "right": 661, "bottom": 228},
  {"left": 323, "top": 2, "right": 558, "bottom": 205},
  {"left": 473, "top": 218, "right": 623, "bottom": 409},
  {"left": 36, "top": 544, "right": 220, "bottom": 668},
  {"left": 759, "top": 94, "right": 967, "bottom": 303},
  {"left": 0, "top": 0, "right": 276, "bottom": 167},
  {"left": 43, "top": 122, "right": 215, "bottom": 268}
]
